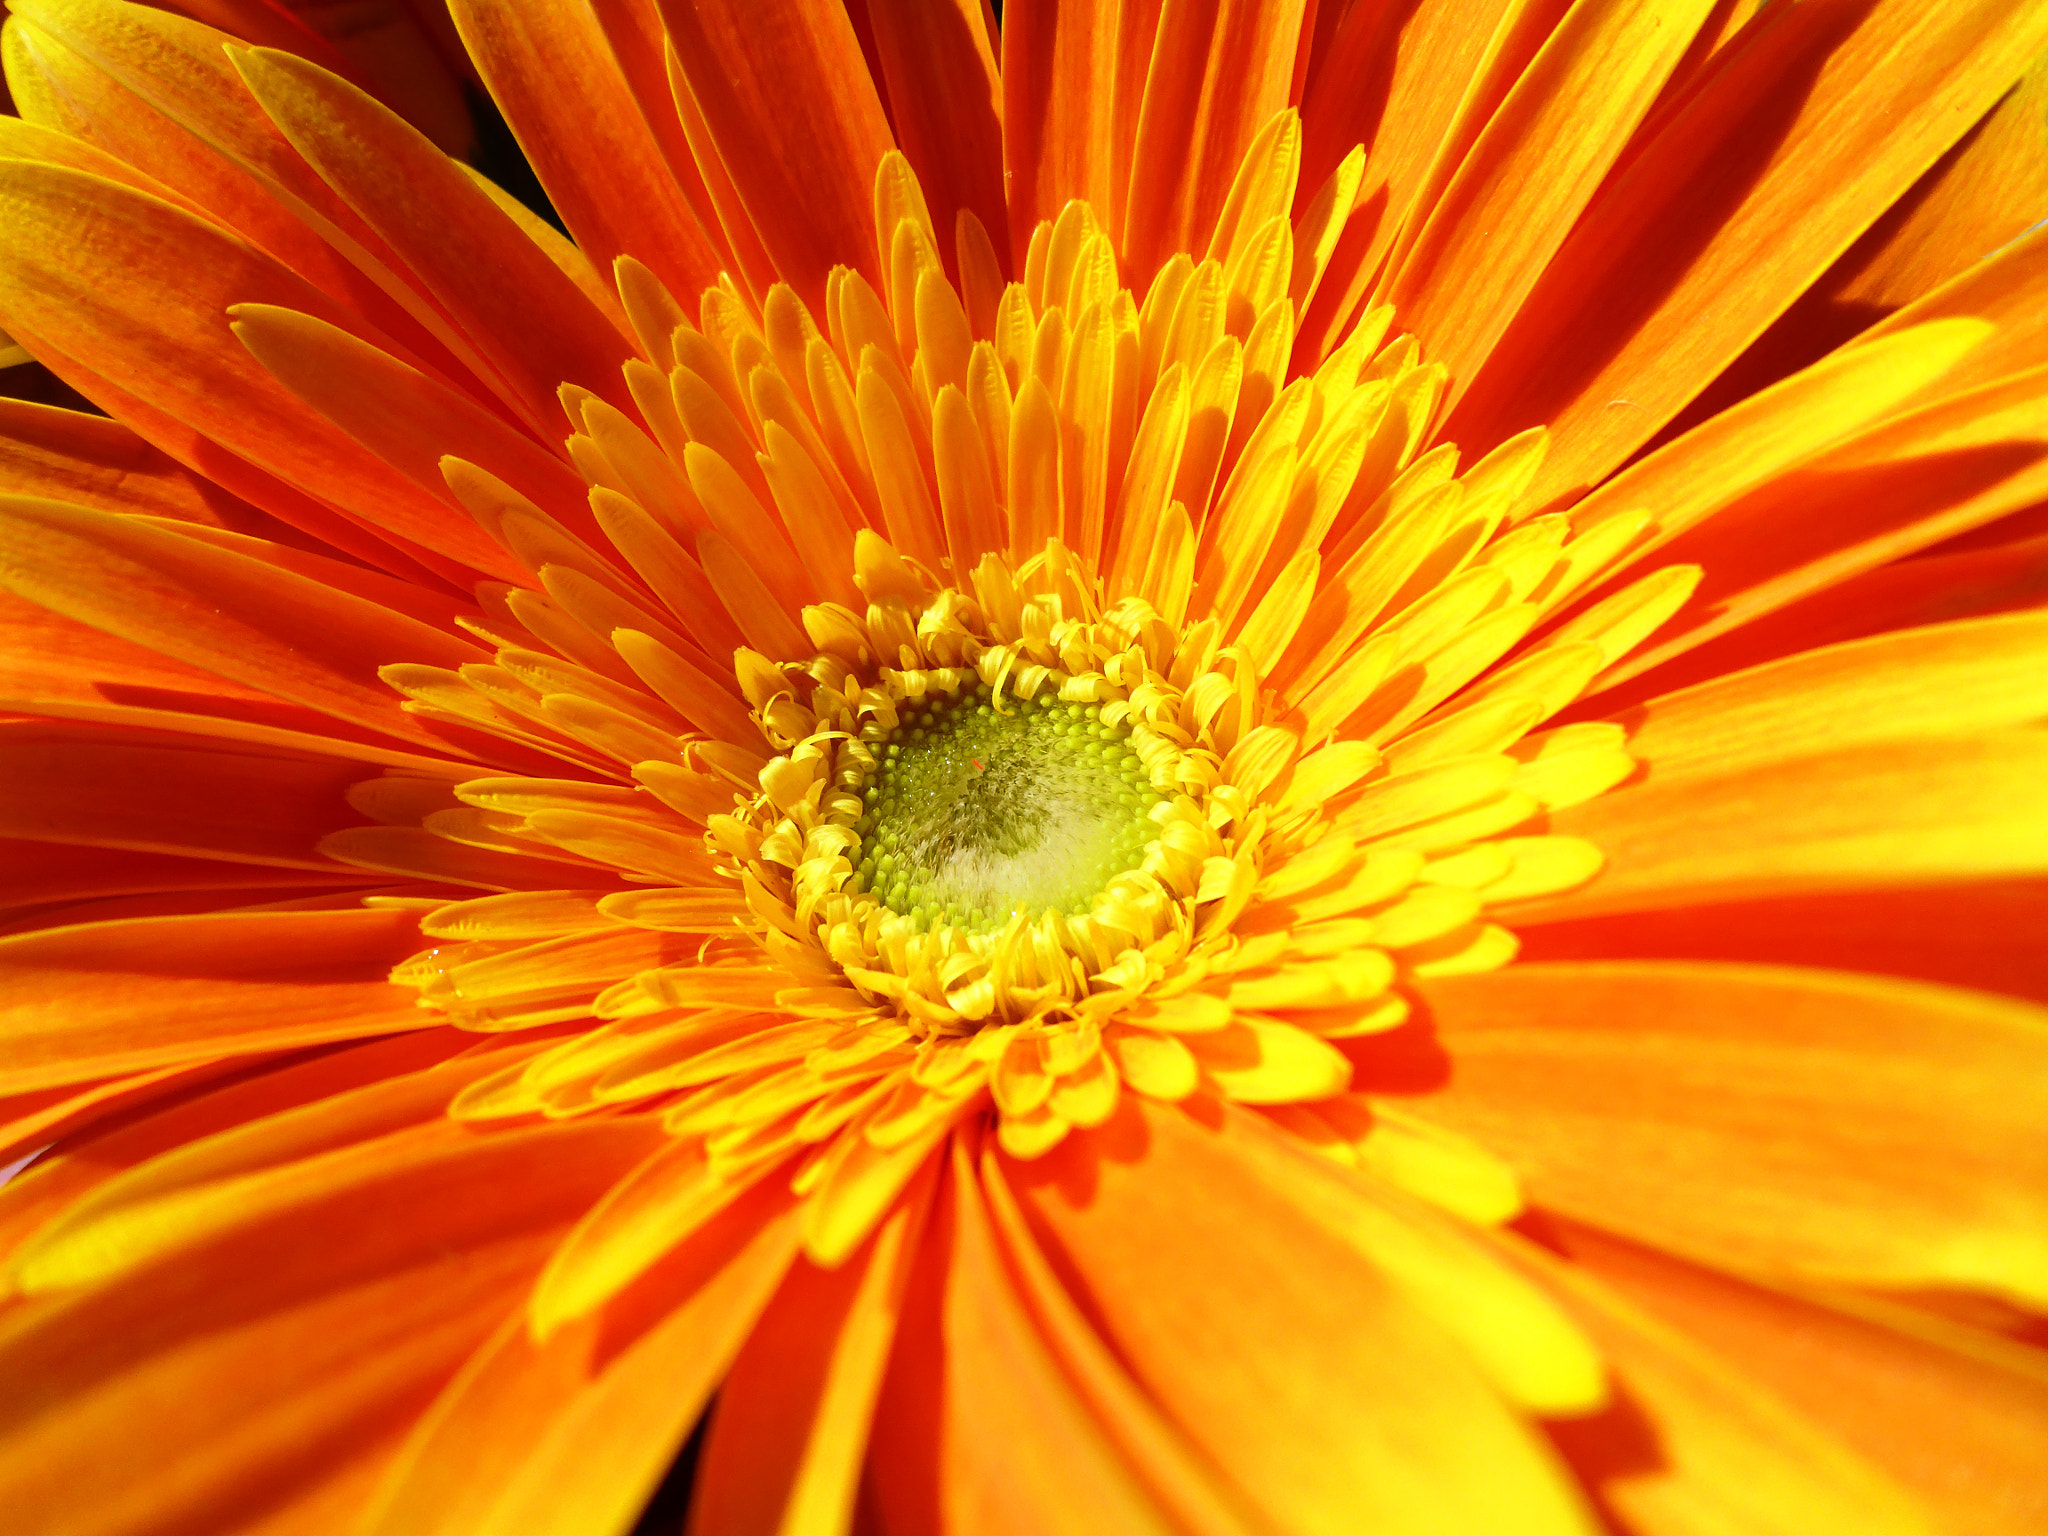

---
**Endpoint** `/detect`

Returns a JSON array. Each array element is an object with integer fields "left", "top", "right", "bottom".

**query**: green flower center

[{"left": 849, "top": 685, "right": 1162, "bottom": 932}]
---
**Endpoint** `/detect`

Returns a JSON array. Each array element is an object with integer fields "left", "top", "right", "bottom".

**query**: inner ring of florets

[
  {"left": 731, "top": 545, "right": 1271, "bottom": 1030},
  {"left": 840, "top": 681, "right": 1166, "bottom": 933}
]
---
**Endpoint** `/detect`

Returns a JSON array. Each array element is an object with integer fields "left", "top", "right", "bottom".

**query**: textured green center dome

[{"left": 850, "top": 685, "right": 1163, "bottom": 933}]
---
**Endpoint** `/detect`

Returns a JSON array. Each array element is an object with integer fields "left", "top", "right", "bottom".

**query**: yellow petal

[{"left": 1193, "top": 1018, "right": 1353, "bottom": 1103}]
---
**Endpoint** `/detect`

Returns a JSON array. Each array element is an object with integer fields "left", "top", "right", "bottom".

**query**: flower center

[{"left": 848, "top": 683, "right": 1162, "bottom": 933}]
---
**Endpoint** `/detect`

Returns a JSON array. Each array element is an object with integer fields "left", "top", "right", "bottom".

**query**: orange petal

[
  {"left": 1406, "top": 961, "right": 2048, "bottom": 1303},
  {"left": 0, "top": 6, "right": 466, "bottom": 372},
  {"left": 1, "top": 836, "right": 373, "bottom": 911},
  {"left": 1551, "top": 317, "right": 1989, "bottom": 554},
  {"left": 322, "top": 823, "right": 628, "bottom": 894},
  {"left": 10, "top": 699, "right": 482, "bottom": 788},
  {"left": 0, "top": 721, "right": 371, "bottom": 870},
  {"left": 1200, "top": 1103, "right": 1605, "bottom": 1416},
  {"left": 0, "top": 426, "right": 482, "bottom": 670},
  {"left": 447, "top": 0, "right": 725, "bottom": 307},
  {"left": 1003, "top": 1096, "right": 1599, "bottom": 1535},
  {"left": 0, "top": 1113, "right": 659, "bottom": 1536},
  {"left": 866, "top": 0, "right": 1010, "bottom": 281},
  {"left": 579, "top": 0, "right": 735, "bottom": 262},
  {"left": 228, "top": 302, "right": 588, "bottom": 568},
  {"left": 0, "top": 395, "right": 278, "bottom": 534},
  {"left": 1668, "top": 53, "right": 2048, "bottom": 430},
  {"left": 866, "top": 1133, "right": 1193, "bottom": 1536},
  {"left": 220, "top": 0, "right": 476, "bottom": 155},
  {"left": 0, "top": 907, "right": 433, "bottom": 1093},
  {"left": 691, "top": 1161, "right": 934, "bottom": 1535},
  {"left": 1120, "top": 1, "right": 1309, "bottom": 287},
  {"left": 0, "top": 1058, "right": 243, "bottom": 1190},
  {"left": 1498, "top": 1229, "right": 1938, "bottom": 1536},
  {"left": 116, "top": 514, "right": 477, "bottom": 637},
  {"left": 1000, "top": 0, "right": 1149, "bottom": 264},
  {"left": 1521, "top": 875, "right": 2048, "bottom": 1010},
  {"left": 0, "top": 497, "right": 485, "bottom": 751},
  {"left": 1592, "top": 526, "right": 2048, "bottom": 703},
  {"left": 659, "top": 36, "right": 787, "bottom": 306},
  {"left": 8, "top": 1037, "right": 537, "bottom": 1294},
  {"left": 527, "top": 1133, "right": 781, "bottom": 1333},
  {"left": 0, "top": 160, "right": 514, "bottom": 575},
  {"left": 658, "top": 0, "right": 896, "bottom": 314},
  {"left": 0, "top": 885, "right": 398, "bottom": 942},
  {"left": 1515, "top": 731, "right": 2048, "bottom": 922},
  {"left": 356, "top": 1178, "right": 798, "bottom": 1536},
  {"left": 0, "top": 1228, "right": 545, "bottom": 1536},
  {"left": 1839, "top": 222, "right": 2048, "bottom": 409},
  {"left": 972, "top": 1136, "right": 1274, "bottom": 1534},
  {"left": 133, "top": 0, "right": 366, "bottom": 86},
  {"left": 0, "top": 1031, "right": 472, "bottom": 1265},
  {"left": 1294, "top": 0, "right": 1523, "bottom": 365},
  {"left": 1550, "top": 1218, "right": 2048, "bottom": 1536},
  {"left": 0, "top": 583, "right": 281, "bottom": 711},
  {"left": 227, "top": 45, "right": 639, "bottom": 434},
  {"left": 1386, "top": 0, "right": 1715, "bottom": 405},
  {"left": 1445, "top": 0, "right": 2048, "bottom": 505},
  {"left": 1616, "top": 611, "right": 2048, "bottom": 783},
  {"left": 1594, "top": 366, "right": 2048, "bottom": 689},
  {"left": 0, "top": 315, "right": 467, "bottom": 583}
]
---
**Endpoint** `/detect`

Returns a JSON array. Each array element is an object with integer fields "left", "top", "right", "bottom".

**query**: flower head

[{"left": 2, "top": 1, "right": 2046, "bottom": 1533}]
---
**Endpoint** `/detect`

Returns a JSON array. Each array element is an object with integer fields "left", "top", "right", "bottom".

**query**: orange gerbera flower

[{"left": 3, "top": 1, "right": 2047, "bottom": 1532}]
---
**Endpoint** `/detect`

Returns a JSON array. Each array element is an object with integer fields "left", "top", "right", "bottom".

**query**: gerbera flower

[{"left": 2, "top": 0, "right": 2046, "bottom": 1531}]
